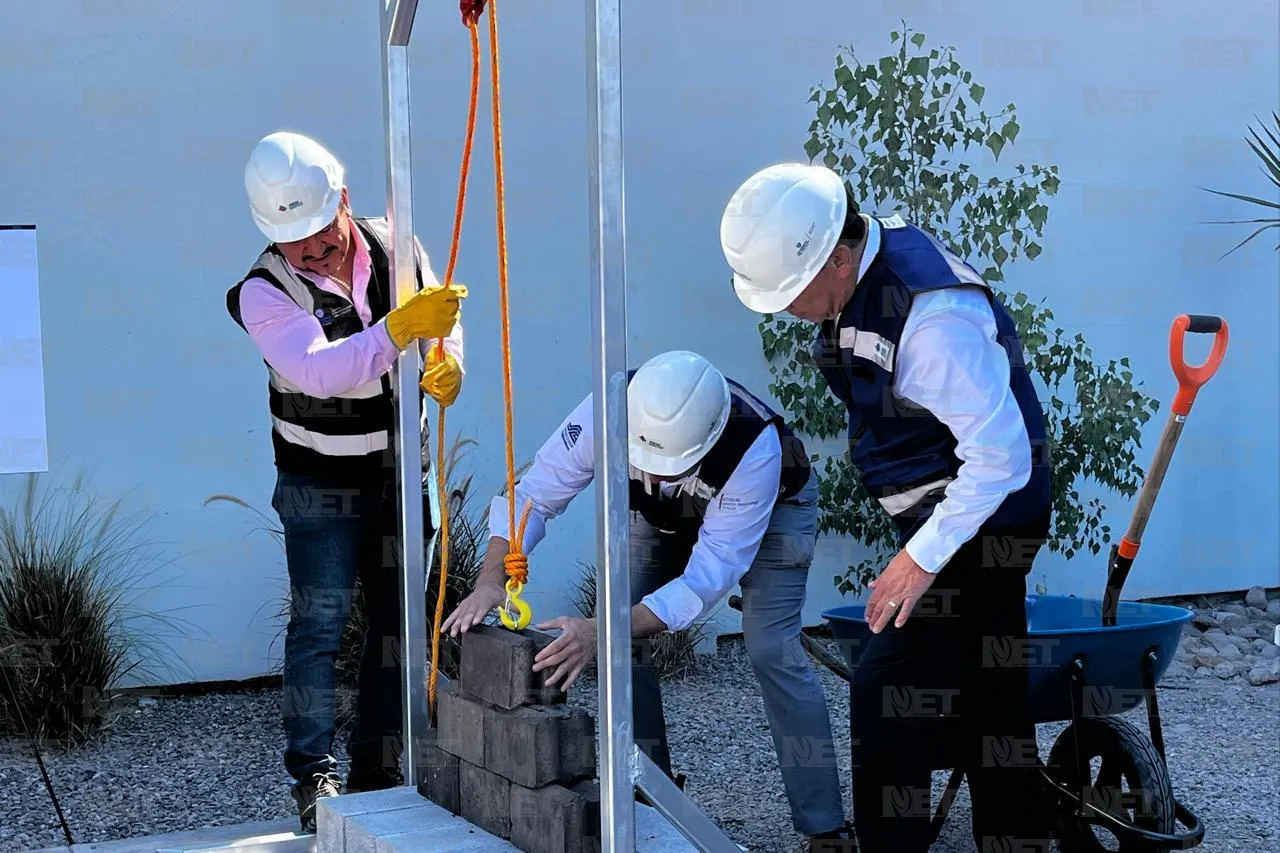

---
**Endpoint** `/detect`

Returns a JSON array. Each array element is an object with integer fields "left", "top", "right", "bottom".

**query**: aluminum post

[
  {"left": 379, "top": 0, "right": 430, "bottom": 789},
  {"left": 585, "top": 3, "right": 749, "bottom": 849},
  {"left": 585, "top": 0, "right": 635, "bottom": 850}
]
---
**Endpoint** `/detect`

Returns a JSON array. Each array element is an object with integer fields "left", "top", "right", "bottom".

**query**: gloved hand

[
  {"left": 421, "top": 346, "right": 463, "bottom": 407},
  {"left": 384, "top": 283, "right": 468, "bottom": 350}
]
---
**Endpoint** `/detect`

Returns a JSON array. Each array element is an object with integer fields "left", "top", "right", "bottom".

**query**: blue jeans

[
  {"left": 272, "top": 469, "right": 409, "bottom": 781},
  {"left": 628, "top": 472, "right": 846, "bottom": 837}
]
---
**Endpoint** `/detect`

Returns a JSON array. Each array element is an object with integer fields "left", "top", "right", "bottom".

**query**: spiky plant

[
  {"left": 1204, "top": 111, "right": 1280, "bottom": 255},
  {"left": 0, "top": 472, "right": 189, "bottom": 745},
  {"left": 570, "top": 560, "right": 710, "bottom": 681}
]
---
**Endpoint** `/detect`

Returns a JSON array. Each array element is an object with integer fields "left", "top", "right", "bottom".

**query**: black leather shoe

[
  {"left": 346, "top": 765, "right": 403, "bottom": 793},
  {"left": 808, "top": 821, "right": 857, "bottom": 853}
]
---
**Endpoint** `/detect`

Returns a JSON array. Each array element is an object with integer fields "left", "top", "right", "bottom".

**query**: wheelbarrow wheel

[{"left": 1046, "top": 716, "right": 1176, "bottom": 853}]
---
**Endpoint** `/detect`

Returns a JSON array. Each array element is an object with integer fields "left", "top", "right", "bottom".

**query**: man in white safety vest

[
  {"left": 720, "top": 163, "right": 1054, "bottom": 853},
  {"left": 443, "top": 350, "right": 856, "bottom": 850},
  {"left": 227, "top": 130, "right": 468, "bottom": 832}
]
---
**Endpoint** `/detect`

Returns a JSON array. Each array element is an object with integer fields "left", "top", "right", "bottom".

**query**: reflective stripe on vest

[{"left": 244, "top": 220, "right": 395, "bottom": 461}]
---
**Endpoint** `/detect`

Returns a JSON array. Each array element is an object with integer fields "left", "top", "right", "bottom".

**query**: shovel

[{"left": 1101, "top": 314, "right": 1229, "bottom": 627}]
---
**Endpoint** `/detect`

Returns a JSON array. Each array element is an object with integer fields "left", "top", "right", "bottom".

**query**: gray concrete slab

[
  {"left": 19, "top": 819, "right": 309, "bottom": 853},
  {"left": 343, "top": 803, "right": 462, "bottom": 853},
  {"left": 157, "top": 832, "right": 316, "bottom": 853},
  {"left": 316, "top": 786, "right": 719, "bottom": 853}
]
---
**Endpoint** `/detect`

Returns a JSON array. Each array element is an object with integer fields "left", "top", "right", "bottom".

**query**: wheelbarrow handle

[
  {"left": 1169, "top": 314, "right": 1229, "bottom": 416},
  {"left": 1103, "top": 314, "right": 1229, "bottom": 625}
]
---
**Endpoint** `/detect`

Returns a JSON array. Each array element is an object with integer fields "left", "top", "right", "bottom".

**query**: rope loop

[{"left": 503, "top": 552, "right": 529, "bottom": 586}]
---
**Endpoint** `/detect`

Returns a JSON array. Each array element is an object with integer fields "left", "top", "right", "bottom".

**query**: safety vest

[
  {"left": 626, "top": 372, "right": 812, "bottom": 538},
  {"left": 812, "top": 216, "right": 1052, "bottom": 540},
  {"left": 226, "top": 216, "right": 418, "bottom": 477}
]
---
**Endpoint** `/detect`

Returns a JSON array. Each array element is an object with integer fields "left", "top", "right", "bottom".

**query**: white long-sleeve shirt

[
  {"left": 856, "top": 216, "right": 1035, "bottom": 573},
  {"left": 489, "top": 394, "right": 784, "bottom": 632}
]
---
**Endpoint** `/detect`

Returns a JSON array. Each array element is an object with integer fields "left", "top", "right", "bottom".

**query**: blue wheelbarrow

[{"left": 817, "top": 314, "right": 1229, "bottom": 852}]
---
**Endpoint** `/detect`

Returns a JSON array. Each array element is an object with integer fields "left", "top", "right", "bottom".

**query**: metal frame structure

[
  {"left": 381, "top": 1, "right": 744, "bottom": 849},
  {"left": 380, "top": 0, "right": 431, "bottom": 791}
]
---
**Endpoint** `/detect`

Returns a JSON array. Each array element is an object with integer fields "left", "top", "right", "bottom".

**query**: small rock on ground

[{"left": 1179, "top": 588, "right": 1280, "bottom": 683}]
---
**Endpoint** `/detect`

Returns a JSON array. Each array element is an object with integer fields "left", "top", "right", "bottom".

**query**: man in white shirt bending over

[
  {"left": 443, "top": 349, "right": 854, "bottom": 849},
  {"left": 720, "top": 163, "right": 1055, "bottom": 853}
]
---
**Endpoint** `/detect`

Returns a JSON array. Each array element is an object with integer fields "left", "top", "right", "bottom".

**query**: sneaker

[
  {"left": 291, "top": 772, "right": 341, "bottom": 833},
  {"left": 807, "top": 821, "right": 857, "bottom": 853},
  {"left": 345, "top": 766, "right": 403, "bottom": 794}
]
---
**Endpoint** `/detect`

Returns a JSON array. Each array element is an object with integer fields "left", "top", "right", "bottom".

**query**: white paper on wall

[{"left": 0, "top": 225, "right": 49, "bottom": 474}]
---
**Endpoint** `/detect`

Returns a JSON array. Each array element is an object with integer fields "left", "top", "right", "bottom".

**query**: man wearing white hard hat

[
  {"left": 721, "top": 164, "right": 1054, "bottom": 853},
  {"left": 228, "top": 130, "right": 468, "bottom": 832},
  {"left": 442, "top": 350, "right": 854, "bottom": 849}
]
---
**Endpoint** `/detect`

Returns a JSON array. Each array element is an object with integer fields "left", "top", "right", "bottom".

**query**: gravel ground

[{"left": 3, "top": 628, "right": 1278, "bottom": 853}]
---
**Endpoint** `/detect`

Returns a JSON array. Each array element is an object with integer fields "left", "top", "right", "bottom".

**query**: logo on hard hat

[
  {"left": 638, "top": 434, "right": 664, "bottom": 450},
  {"left": 794, "top": 222, "right": 817, "bottom": 256},
  {"left": 277, "top": 200, "right": 305, "bottom": 212}
]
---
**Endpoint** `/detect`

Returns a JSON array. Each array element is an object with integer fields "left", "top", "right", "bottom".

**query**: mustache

[{"left": 303, "top": 245, "right": 335, "bottom": 263}]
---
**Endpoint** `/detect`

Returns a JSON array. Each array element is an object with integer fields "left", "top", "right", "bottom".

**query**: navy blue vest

[
  {"left": 813, "top": 217, "right": 1052, "bottom": 540},
  {"left": 626, "top": 371, "right": 811, "bottom": 538}
]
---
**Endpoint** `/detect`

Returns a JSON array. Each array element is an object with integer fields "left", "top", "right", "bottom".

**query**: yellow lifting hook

[{"left": 499, "top": 577, "right": 532, "bottom": 630}]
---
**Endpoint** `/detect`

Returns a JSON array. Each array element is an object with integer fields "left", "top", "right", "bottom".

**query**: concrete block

[
  {"left": 417, "top": 740, "right": 462, "bottom": 816},
  {"left": 437, "top": 680, "right": 487, "bottom": 767},
  {"left": 559, "top": 707, "right": 597, "bottom": 781},
  {"left": 345, "top": 803, "right": 452, "bottom": 853},
  {"left": 484, "top": 704, "right": 595, "bottom": 788},
  {"left": 460, "top": 624, "right": 566, "bottom": 709},
  {"left": 368, "top": 797, "right": 520, "bottom": 853},
  {"left": 317, "top": 804, "right": 344, "bottom": 853},
  {"left": 315, "top": 788, "right": 437, "bottom": 853},
  {"left": 460, "top": 759, "right": 512, "bottom": 840},
  {"left": 379, "top": 821, "right": 517, "bottom": 853},
  {"left": 509, "top": 781, "right": 601, "bottom": 853}
]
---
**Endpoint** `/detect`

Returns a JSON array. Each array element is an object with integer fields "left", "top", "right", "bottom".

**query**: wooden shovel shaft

[{"left": 1118, "top": 412, "right": 1187, "bottom": 556}]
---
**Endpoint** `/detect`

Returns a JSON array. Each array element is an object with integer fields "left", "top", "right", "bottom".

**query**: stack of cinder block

[{"left": 419, "top": 624, "right": 601, "bottom": 853}]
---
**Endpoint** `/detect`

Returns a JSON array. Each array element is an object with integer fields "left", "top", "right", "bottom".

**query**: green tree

[{"left": 757, "top": 25, "right": 1160, "bottom": 595}]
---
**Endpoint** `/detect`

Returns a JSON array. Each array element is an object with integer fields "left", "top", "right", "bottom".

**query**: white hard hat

[
  {"left": 244, "top": 131, "right": 345, "bottom": 244},
  {"left": 720, "top": 162, "right": 848, "bottom": 314},
  {"left": 628, "top": 350, "right": 732, "bottom": 478}
]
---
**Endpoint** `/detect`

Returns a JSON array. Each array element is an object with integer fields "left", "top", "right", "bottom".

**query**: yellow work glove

[
  {"left": 421, "top": 347, "right": 463, "bottom": 407},
  {"left": 384, "top": 283, "right": 468, "bottom": 350}
]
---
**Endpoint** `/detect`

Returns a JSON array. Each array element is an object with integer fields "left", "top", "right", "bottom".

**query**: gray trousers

[{"left": 627, "top": 472, "right": 846, "bottom": 836}]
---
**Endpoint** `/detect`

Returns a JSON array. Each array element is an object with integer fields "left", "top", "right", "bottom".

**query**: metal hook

[{"left": 498, "top": 579, "right": 532, "bottom": 630}]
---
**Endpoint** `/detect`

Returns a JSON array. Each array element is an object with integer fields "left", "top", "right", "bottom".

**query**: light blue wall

[{"left": 1, "top": 0, "right": 1275, "bottom": 683}]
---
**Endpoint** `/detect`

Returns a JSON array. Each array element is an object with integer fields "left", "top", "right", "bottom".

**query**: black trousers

[{"left": 850, "top": 519, "right": 1053, "bottom": 853}]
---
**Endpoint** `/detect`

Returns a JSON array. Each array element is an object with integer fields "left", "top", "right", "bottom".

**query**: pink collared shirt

[{"left": 235, "top": 226, "right": 464, "bottom": 399}]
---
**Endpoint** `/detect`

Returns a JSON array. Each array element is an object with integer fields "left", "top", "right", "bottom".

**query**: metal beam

[
  {"left": 379, "top": 5, "right": 431, "bottom": 789},
  {"left": 585, "top": 3, "right": 746, "bottom": 851},
  {"left": 585, "top": 1, "right": 635, "bottom": 851},
  {"left": 384, "top": 0, "right": 419, "bottom": 47},
  {"left": 635, "top": 752, "right": 743, "bottom": 852}
]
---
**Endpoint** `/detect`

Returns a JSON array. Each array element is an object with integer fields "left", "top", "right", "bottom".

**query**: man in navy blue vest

[
  {"left": 721, "top": 163, "right": 1054, "bottom": 853},
  {"left": 443, "top": 350, "right": 855, "bottom": 849}
]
